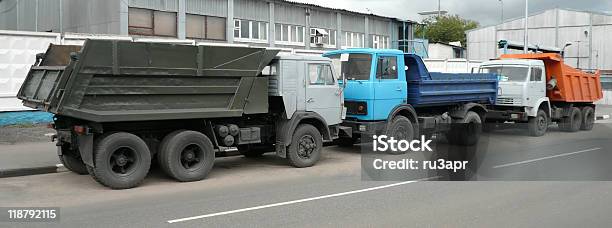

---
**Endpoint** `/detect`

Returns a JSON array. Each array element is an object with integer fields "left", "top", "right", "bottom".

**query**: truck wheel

[
  {"left": 385, "top": 116, "right": 415, "bottom": 154},
  {"left": 559, "top": 107, "right": 582, "bottom": 132},
  {"left": 58, "top": 145, "right": 88, "bottom": 175},
  {"left": 445, "top": 111, "right": 482, "bottom": 146},
  {"left": 91, "top": 132, "right": 151, "bottom": 189},
  {"left": 159, "top": 130, "right": 215, "bottom": 182},
  {"left": 287, "top": 124, "right": 322, "bottom": 168},
  {"left": 580, "top": 106, "right": 595, "bottom": 131},
  {"left": 528, "top": 109, "right": 549, "bottom": 137}
]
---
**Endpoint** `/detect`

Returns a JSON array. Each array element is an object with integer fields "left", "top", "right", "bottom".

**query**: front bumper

[
  {"left": 486, "top": 110, "right": 529, "bottom": 122},
  {"left": 340, "top": 119, "right": 387, "bottom": 137}
]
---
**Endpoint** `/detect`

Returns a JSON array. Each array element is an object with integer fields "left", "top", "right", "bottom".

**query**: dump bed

[
  {"left": 404, "top": 54, "right": 498, "bottom": 106},
  {"left": 17, "top": 40, "right": 279, "bottom": 122},
  {"left": 500, "top": 53, "right": 602, "bottom": 103}
]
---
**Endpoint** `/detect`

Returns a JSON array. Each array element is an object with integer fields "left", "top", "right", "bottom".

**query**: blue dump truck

[{"left": 324, "top": 49, "right": 498, "bottom": 147}]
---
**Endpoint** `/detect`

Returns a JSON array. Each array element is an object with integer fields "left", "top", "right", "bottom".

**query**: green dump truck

[{"left": 17, "top": 40, "right": 344, "bottom": 189}]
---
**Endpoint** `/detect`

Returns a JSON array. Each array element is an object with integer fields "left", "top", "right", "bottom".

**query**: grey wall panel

[
  {"left": 274, "top": 3, "right": 305, "bottom": 25},
  {"left": 63, "top": 0, "right": 121, "bottom": 34},
  {"left": 593, "top": 14, "right": 612, "bottom": 26},
  {"left": 591, "top": 25, "right": 612, "bottom": 70},
  {"left": 0, "top": 0, "right": 18, "bottom": 30},
  {"left": 341, "top": 13, "right": 364, "bottom": 32},
  {"left": 558, "top": 10, "right": 590, "bottom": 27},
  {"left": 310, "top": 9, "right": 336, "bottom": 29},
  {"left": 234, "top": 0, "right": 269, "bottom": 21},
  {"left": 129, "top": 0, "right": 178, "bottom": 11},
  {"left": 368, "top": 18, "right": 390, "bottom": 35},
  {"left": 38, "top": 0, "right": 61, "bottom": 32},
  {"left": 186, "top": 0, "right": 227, "bottom": 17}
]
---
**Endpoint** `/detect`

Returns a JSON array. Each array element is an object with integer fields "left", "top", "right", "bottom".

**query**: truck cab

[
  {"left": 325, "top": 49, "right": 497, "bottom": 147},
  {"left": 480, "top": 59, "right": 548, "bottom": 118}
]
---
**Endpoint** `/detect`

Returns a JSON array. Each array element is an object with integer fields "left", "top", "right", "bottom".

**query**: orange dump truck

[{"left": 479, "top": 53, "right": 603, "bottom": 136}]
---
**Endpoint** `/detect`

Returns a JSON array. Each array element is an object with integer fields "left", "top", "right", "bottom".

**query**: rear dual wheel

[
  {"left": 580, "top": 106, "right": 595, "bottom": 131},
  {"left": 58, "top": 145, "right": 88, "bottom": 175},
  {"left": 559, "top": 107, "right": 582, "bottom": 132},
  {"left": 445, "top": 111, "right": 482, "bottom": 146},
  {"left": 89, "top": 132, "right": 151, "bottom": 189},
  {"left": 158, "top": 130, "right": 215, "bottom": 182}
]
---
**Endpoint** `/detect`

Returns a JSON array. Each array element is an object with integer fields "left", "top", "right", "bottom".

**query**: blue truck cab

[{"left": 324, "top": 49, "right": 498, "bottom": 146}]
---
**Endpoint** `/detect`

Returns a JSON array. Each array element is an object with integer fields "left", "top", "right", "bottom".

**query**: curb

[
  {"left": 0, "top": 164, "right": 66, "bottom": 178},
  {"left": 596, "top": 114, "right": 610, "bottom": 120}
]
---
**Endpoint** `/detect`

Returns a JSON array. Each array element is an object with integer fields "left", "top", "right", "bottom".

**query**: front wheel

[
  {"left": 385, "top": 116, "right": 415, "bottom": 154},
  {"left": 90, "top": 132, "right": 151, "bottom": 189},
  {"left": 287, "top": 124, "right": 322, "bottom": 168},
  {"left": 528, "top": 109, "right": 549, "bottom": 137}
]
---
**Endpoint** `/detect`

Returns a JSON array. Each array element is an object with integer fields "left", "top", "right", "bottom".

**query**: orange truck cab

[{"left": 479, "top": 53, "right": 603, "bottom": 136}]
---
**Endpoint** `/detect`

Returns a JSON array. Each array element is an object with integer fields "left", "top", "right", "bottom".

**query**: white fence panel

[
  {"left": 423, "top": 58, "right": 483, "bottom": 73},
  {"left": 0, "top": 30, "right": 60, "bottom": 111}
]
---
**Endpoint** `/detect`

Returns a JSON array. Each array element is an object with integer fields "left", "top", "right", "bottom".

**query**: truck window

[
  {"left": 308, "top": 64, "right": 335, "bottom": 85},
  {"left": 376, "top": 56, "right": 398, "bottom": 80},
  {"left": 480, "top": 66, "right": 529, "bottom": 82},
  {"left": 327, "top": 54, "right": 372, "bottom": 80},
  {"left": 530, "top": 67, "right": 543, "bottom": 81}
]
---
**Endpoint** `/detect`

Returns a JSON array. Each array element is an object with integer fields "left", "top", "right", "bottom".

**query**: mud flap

[{"left": 77, "top": 134, "right": 94, "bottom": 167}]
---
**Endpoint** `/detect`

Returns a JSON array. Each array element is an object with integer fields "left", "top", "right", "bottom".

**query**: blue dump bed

[{"left": 404, "top": 54, "right": 498, "bottom": 107}]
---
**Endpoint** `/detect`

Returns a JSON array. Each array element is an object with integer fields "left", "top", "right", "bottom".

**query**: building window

[
  {"left": 275, "top": 23, "right": 305, "bottom": 45},
  {"left": 372, "top": 35, "right": 390, "bottom": 49},
  {"left": 343, "top": 32, "right": 364, "bottom": 48},
  {"left": 186, "top": 14, "right": 226, "bottom": 40},
  {"left": 234, "top": 19, "right": 268, "bottom": 42},
  {"left": 128, "top": 7, "right": 177, "bottom": 37},
  {"left": 310, "top": 28, "right": 336, "bottom": 47}
]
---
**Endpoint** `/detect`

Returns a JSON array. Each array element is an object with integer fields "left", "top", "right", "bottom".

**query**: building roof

[
  {"left": 276, "top": 0, "right": 417, "bottom": 23},
  {"left": 467, "top": 8, "right": 612, "bottom": 32}
]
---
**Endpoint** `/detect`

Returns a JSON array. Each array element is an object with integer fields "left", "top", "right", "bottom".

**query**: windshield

[
  {"left": 480, "top": 66, "right": 529, "bottom": 82},
  {"left": 327, "top": 54, "right": 372, "bottom": 80}
]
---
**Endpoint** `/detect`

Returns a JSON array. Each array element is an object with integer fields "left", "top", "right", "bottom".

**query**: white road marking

[
  {"left": 167, "top": 179, "right": 429, "bottom": 223},
  {"left": 492, "top": 147, "right": 601, "bottom": 169}
]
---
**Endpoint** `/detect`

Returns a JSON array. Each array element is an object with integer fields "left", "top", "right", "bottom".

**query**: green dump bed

[{"left": 17, "top": 40, "right": 279, "bottom": 122}]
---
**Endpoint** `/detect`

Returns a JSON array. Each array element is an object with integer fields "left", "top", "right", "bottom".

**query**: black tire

[
  {"left": 580, "top": 106, "right": 595, "bottom": 131},
  {"left": 287, "top": 124, "right": 322, "bottom": 168},
  {"left": 90, "top": 132, "right": 151, "bottom": 189},
  {"left": 158, "top": 130, "right": 215, "bottom": 182},
  {"left": 559, "top": 107, "right": 582, "bottom": 132},
  {"left": 385, "top": 115, "right": 415, "bottom": 154},
  {"left": 237, "top": 145, "right": 268, "bottom": 158},
  {"left": 58, "top": 145, "right": 88, "bottom": 175},
  {"left": 528, "top": 109, "right": 549, "bottom": 137},
  {"left": 445, "top": 111, "right": 482, "bottom": 146}
]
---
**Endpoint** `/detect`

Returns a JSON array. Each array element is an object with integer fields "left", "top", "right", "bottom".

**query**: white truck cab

[{"left": 479, "top": 59, "right": 551, "bottom": 136}]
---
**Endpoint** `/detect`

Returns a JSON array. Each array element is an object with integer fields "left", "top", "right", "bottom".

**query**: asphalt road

[{"left": 1, "top": 122, "right": 612, "bottom": 227}]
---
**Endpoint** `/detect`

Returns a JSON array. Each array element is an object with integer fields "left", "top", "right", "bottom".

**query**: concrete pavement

[{"left": 0, "top": 122, "right": 611, "bottom": 227}]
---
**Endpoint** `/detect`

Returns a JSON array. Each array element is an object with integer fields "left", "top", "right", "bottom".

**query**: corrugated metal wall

[
  {"left": 369, "top": 18, "right": 390, "bottom": 35},
  {"left": 274, "top": 3, "right": 305, "bottom": 25},
  {"left": 0, "top": 0, "right": 120, "bottom": 34},
  {"left": 310, "top": 9, "right": 336, "bottom": 29},
  {"left": 186, "top": 0, "right": 227, "bottom": 17},
  {"left": 467, "top": 9, "right": 612, "bottom": 71},
  {"left": 234, "top": 0, "right": 269, "bottom": 21},
  {"left": 129, "top": 0, "right": 178, "bottom": 12},
  {"left": 341, "top": 13, "right": 365, "bottom": 32}
]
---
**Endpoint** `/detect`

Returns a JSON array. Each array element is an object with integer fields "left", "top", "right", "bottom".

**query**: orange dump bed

[{"left": 500, "top": 53, "right": 603, "bottom": 103}]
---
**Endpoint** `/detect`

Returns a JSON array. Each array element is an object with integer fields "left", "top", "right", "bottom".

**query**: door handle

[
  {"left": 396, "top": 87, "right": 402, "bottom": 91},
  {"left": 307, "top": 98, "right": 315, "bottom": 103}
]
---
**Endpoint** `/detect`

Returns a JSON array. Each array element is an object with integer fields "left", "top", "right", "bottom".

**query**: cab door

[
  {"left": 305, "top": 62, "right": 342, "bottom": 125},
  {"left": 526, "top": 66, "right": 546, "bottom": 108},
  {"left": 373, "top": 55, "right": 406, "bottom": 120}
]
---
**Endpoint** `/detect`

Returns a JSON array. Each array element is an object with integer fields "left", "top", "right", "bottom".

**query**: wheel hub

[
  {"left": 298, "top": 135, "right": 316, "bottom": 159},
  {"left": 116, "top": 155, "right": 128, "bottom": 166}
]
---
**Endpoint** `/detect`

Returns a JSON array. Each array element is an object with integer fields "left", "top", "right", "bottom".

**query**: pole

[
  {"left": 499, "top": 0, "right": 504, "bottom": 22},
  {"left": 438, "top": 0, "right": 441, "bottom": 18},
  {"left": 523, "top": 0, "right": 528, "bottom": 53},
  {"left": 59, "top": 0, "right": 63, "bottom": 33}
]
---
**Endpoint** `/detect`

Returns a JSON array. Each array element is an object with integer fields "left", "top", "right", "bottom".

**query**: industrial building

[
  {"left": 467, "top": 8, "right": 612, "bottom": 74},
  {"left": 0, "top": 0, "right": 416, "bottom": 51}
]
